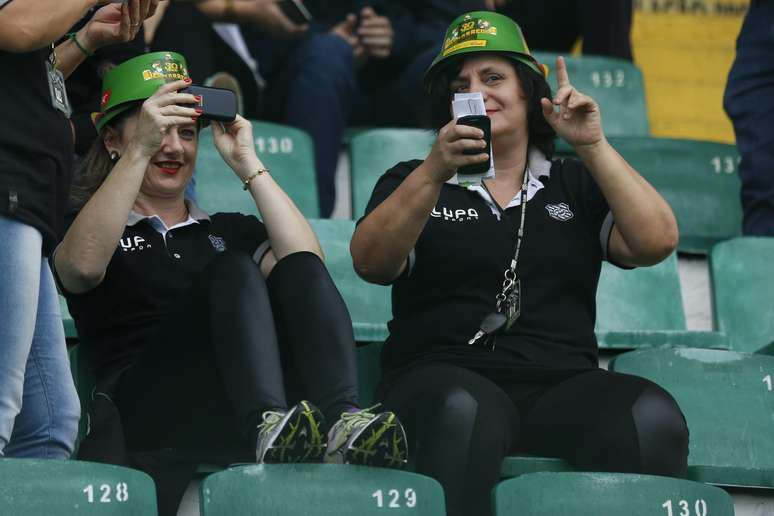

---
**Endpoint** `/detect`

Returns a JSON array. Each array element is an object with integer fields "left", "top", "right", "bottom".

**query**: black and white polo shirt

[
  {"left": 58, "top": 202, "right": 269, "bottom": 378},
  {"left": 361, "top": 150, "right": 622, "bottom": 378}
]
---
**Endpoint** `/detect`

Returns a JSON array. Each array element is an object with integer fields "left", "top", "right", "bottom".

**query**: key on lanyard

[{"left": 468, "top": 312, "right": 507, "bottom": 351}]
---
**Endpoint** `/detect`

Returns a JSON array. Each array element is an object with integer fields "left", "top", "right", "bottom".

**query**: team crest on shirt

[
  {"left": 545, "top": 203, "right": 574, "bottom": 221},
  {"left": 208, "top": 234, "right": 227, "bottom": 252}
]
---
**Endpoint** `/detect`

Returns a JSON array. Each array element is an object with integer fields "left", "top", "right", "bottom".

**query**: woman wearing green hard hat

[
  {"left": 54, "top": 51, "right": 407, "bottom": 495},
  {"left": 352, "top": 11, "right": 686, "bottom": 516}
]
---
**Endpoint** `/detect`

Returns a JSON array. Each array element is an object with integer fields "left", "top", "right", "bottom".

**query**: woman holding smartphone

[
  {"left": 55, "top": 51, "right": 406, "bottom": 499},
  {"left": 352, "top": 11, "right": 687, "bottom": 516}
]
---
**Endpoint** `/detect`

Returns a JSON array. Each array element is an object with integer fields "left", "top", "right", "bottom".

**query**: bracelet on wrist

[
  {"left": 243, "top": 168, "right": 269, "bottom": 190},
  {"left": 67, "top": 32, "right": 93, "bottom": 58}
]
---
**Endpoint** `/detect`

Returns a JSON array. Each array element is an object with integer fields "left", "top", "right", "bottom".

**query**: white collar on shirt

[
  {"left": 447, "top": 147, "right": 553, "bottom": 219},
  {"left": 126, "top": 200, "right": 210, "bottom": 238}
]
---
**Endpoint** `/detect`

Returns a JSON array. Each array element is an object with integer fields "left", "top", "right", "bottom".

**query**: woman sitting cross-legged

[{"left": 54, "top": 52, "right": 407, "bottom": 489}]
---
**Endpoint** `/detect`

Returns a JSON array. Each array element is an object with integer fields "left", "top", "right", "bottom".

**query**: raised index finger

[{"left": 555, "top": 56, "right": 570, "bottom": 88}]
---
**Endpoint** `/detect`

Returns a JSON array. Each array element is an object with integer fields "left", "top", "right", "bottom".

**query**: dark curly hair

[{"left": 425, "top": 54, "right": 556, "bottom": 159}]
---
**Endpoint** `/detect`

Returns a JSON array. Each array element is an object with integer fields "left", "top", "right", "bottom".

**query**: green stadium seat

[
  {"left": 310, "top": 219, "right": 391, "bottom": 342},
  {"left": 534, "top": 52, "right": 650, "bottom": 137},
  {"left": 596, "top": 253, "right": 727, "bottom": 350},
  {"left": 0, "top": 458, "right": 157, "bottom": 515},
  {"left": 61, "top": 294, "right": 77, "bottom": 339},
  {"left": 493, "top": 472, "right": 734, "bottom": 516},
  {"left": 610, "top": 348, "right": 774, "bottom": 487},
  {"left": 710, "top": 237, "right": 774, "bottom": 354},
  {"left": 605, "top": 136, "right": 742, "bottom": 254},
  {"left": 349, "top": 129, "right": 435, "bottom": 220},
  {"left": 195, "top": 121, "right": 319, "bottom": 218},
  {"left": 199, "top": 464, "right": 446, "bottom": 515},
  {"left": 68, "top": 344, "right": 95, "bottom": 454}
]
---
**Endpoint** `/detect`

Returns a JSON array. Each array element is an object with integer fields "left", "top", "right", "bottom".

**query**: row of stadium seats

[
  {"left": 6, "top": 345, "right": 770, "bottom": 514},
  {"left": 193, "top": 123, "right": 742, "bottom": 256},
  {"left": 0, "top": 459, "right": 740, "bottom": 515}
]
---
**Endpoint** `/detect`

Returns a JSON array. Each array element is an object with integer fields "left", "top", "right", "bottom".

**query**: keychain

[{"left": 46, "top": 44, "right": 72, "bottom": 118}]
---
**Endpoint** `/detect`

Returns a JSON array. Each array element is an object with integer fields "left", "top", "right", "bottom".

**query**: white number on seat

[
  {"left": 255, "top": 136, "right": 294, "bottom": 155},
  {"left": 662, "top": 499, "right": 708, "bottom": 516},
  {"left": 764, "top": 375, "right": 772, "bottom": 391},
  {"left": 372, "top": 488, "right": 418, "bottom": 509},
  {"left": 590, "top": 70, "right": 626, "bottom": 88},
  {"left": 83, "top": 483, "right": 129, "bottom": 504},
  {"left": 710, "top": 156, "right": 738, "bottom": 174}
]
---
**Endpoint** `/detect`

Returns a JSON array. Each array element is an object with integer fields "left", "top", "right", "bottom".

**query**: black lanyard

[{"left": 468, "top": 167, "right": 530, "bottom": 350}]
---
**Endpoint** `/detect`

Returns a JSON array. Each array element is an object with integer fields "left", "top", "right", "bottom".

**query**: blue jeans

[
  {"left": 0, "top": 215, "right": 80, "bottom": 458},
  {"left": 724, "top": 0, "right": 774, "bottom": 236}
]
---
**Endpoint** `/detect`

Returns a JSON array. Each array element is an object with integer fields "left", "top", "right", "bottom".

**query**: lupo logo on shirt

[
  {"left": 431, "top": 206, "right": 479, "bottom": 222},
  {"left": 120, "top": 236, "right": 151, "bottom": 252}
]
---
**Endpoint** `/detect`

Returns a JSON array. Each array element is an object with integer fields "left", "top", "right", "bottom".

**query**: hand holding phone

[
  {"left": 456, "top": 115, "right": 491, "bottom": 175},
  {"left": 180, "top": 85, "right": 237, "bottom": 123}
]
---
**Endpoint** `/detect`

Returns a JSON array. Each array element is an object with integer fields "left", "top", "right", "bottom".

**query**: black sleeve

[
  {"left": 358, "top": 159, "right": 422, "bottom": 225},
  {"left": 561, "top": 158, "right": 631, "bottom": 268},
  {"left": 214, "top": 212, "right": 270, "bottom": 261}
]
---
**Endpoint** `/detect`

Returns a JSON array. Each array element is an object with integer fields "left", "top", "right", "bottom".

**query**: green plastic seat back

[
  {"left": 610, "top": 348, "right": 774, "bottom": 487},
  {"left": 710, "top": 237, "right": 774, "bottom": 353},
  {"left": 61, "top": 294, "right": 77, "bottom": 339},
  {"left": 309, "top": 219, "right": 391, "bottom": 342},
  {"left": 356, "top": 342, "right": 383, "bottom": 407},
  {"left": 68, "top": 345, "right": 96, "bottom": 454},
  {"left": 606, "top": 136, "right": 742, "bottom": 253},
  {"left": 493, "top": 472, "right": 734, "bottom": 516},
  {"left": 535, "top": 52, "right": 649, "bottom": 137},
  {"left": 349, "top": 129, "right": 435, "bottom": 219},
  {"left": 0, "top": 459, "right": 157, "bottom": 515},
  {"left": 195, "top": 121, "right": 319, "bottom": 218},
  {"left": 200, "top": 464, "right": 446, "bottom": 515},
  {"left": 596, "top": 253, "right": 685, "bottom": 337}
]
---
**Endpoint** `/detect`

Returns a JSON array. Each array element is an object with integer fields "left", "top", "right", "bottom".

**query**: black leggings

[
  {"left": 380, "top": 363, "right": 689, "bottom": 516},
  {"left": 114, "top": 250, "right": 358, "bottom": 454}
]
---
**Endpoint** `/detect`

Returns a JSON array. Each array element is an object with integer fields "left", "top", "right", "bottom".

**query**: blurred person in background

[
  {"left": 242, "top": 0, "right": 463, "bottom": 217},
  {"left": 0, "top": 0, "right": 157, "bottom": 460},
  {"left": 487, "top": 0, "right": 633, "bottom": 60},
  {"left": 724, "top": 0, "right": 774, "bottom": 236}
]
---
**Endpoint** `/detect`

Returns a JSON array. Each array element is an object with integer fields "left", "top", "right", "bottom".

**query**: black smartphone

[
  {"left": 277, "top": 0, "right": 312, "bottom": 24},
  {"left": 456, "top": 115, "right": 491, "bottom": 175},
  {"left": 180, "top": 85, "right": 237, "bottom": 123}
]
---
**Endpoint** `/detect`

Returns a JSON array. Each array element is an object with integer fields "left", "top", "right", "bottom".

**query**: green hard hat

[
  {"left": 424, "top": 11, "right": 547, "bottom": 93},
  {"left": 93, "top": 51, "right": 190, "bottom": 131}
]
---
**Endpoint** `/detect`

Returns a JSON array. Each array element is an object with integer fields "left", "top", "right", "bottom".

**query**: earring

[{"left": 109, "top": 151, "right": 120, "bottom": 162}]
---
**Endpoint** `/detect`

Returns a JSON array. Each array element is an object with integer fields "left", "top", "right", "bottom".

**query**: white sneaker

[
  {"left": 324, "top": 405, "right": 408, "bottom": 468},
  {"left": 256, "top": 400, "right": 326, "bottom": 463}
]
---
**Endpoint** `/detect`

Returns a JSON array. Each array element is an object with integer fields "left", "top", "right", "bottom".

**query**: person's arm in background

[
  {"left": 0, "top": 0, "right": 103, "bottom": 52},
  {"left": 55, "top": 0, "right": 158, "bottom": 79},
  {"left": 212, "top": 115, "right": 322, "bottom": 277},
  {"left": 195, "top": 0, "right": 307, "bottom": 38}
]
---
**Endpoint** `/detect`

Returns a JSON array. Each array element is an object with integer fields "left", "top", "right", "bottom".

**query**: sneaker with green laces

[
  {"left": 324, "top": 405, "right": 408, "bottom": 468},
  {"left": 256, "top": 400, "right": 326, "bottom": 464}
]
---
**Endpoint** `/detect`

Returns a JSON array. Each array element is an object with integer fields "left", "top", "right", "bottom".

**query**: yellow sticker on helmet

[{"left": 442, "top": 39, "right": 488, "bottom": 57}]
